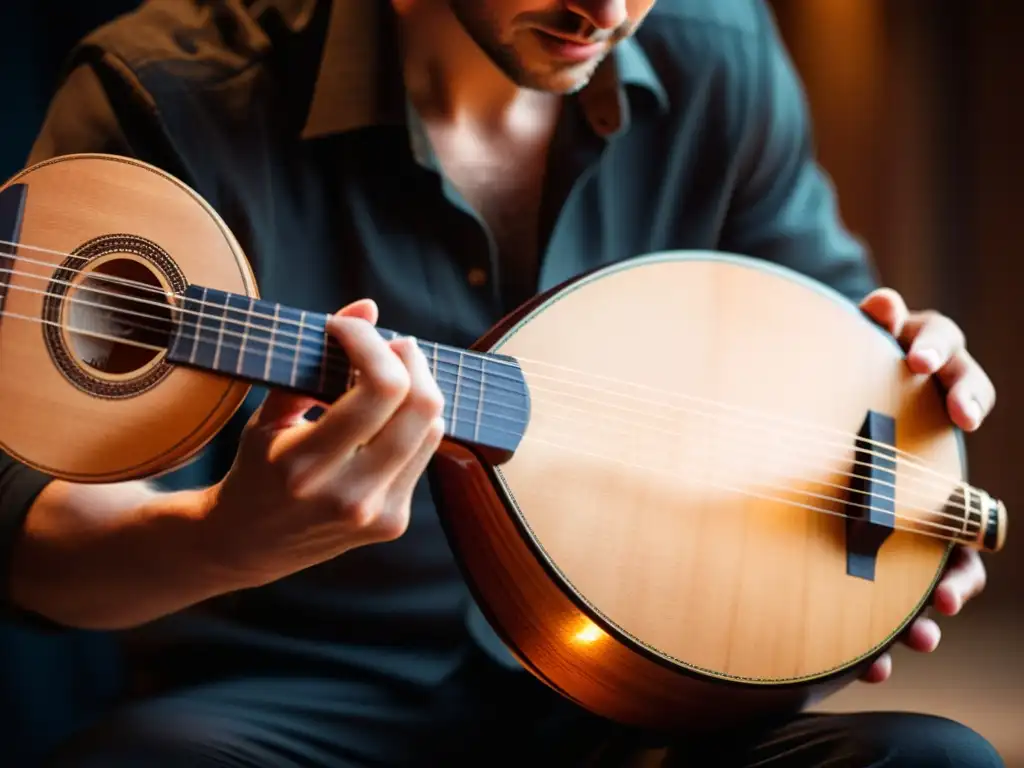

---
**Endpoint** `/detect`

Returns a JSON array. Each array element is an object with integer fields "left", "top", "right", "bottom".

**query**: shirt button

[{"left": 467, "top": 267, "right": 488, "bottom": 287}]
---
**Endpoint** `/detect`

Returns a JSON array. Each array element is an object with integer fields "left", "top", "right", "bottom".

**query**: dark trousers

[{"left": 45, "top": 642, "right": 1003, "bottom": 768}]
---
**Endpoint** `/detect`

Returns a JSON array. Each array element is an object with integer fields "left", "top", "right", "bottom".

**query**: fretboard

[{"left": 166, "top": 285, "right": 530, "bottom": 455}]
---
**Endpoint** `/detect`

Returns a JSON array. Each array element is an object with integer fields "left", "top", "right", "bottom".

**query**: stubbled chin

[{"left": 519, "top": 61, "right": 601, "bottom": 95}]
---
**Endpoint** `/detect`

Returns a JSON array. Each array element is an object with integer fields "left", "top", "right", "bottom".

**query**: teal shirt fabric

[{"left": 0, "top": 0, "right": 878, "bottom": 689}]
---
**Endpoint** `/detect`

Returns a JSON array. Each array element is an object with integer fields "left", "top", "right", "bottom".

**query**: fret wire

[
  {"left": 263, "top": 301, "right": 278, "bottom": 380},
  {"left": 238, "top": 296, "right": 254, "bottom": 376},
  {"left": 290, "top": 310, "right": 305, "bottom": 388},
  {"left": 317, "top": 317, "right": 328, "bottom": 394},
  {"left": 212, "top": 292, "right": 227, "bottom": 370},
  {"left": 451, "top": 351, "right": 464, "bottom": 434},
  {"left": 187, "top": 287, "right": 206, "bottom": 365},
  {"left": 234, "top": 297, "right": 246, "bottom": 376},
  {"left": 473, "top": 355, "right": 485, "bottom": 442}
]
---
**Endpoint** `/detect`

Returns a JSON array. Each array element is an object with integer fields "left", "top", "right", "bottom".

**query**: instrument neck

[{"left": 165, "top": 285, "right": 530, "bottom": 460}]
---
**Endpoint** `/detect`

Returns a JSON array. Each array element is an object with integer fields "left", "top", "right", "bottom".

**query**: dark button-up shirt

[{"left": 0, "top": 0, "right": 877, "bottom": 688}]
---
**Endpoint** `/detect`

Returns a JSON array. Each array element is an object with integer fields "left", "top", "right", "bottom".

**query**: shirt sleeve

[
  {"left": 719, "top": 2, "right": 880, "bottom": 304},
  {"left": 0, "top": 55, "right": 159, "bottom": 624},
  {"left": 0, "top": 453, "right": 55, "bottom": 622}
]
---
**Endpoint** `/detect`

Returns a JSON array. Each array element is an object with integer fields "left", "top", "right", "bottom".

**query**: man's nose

[{"left": 565, "top": 0, "right": 629, "bottom": 31}]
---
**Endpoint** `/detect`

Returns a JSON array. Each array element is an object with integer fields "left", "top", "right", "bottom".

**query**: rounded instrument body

[
  {"left": 432, "top": 252, "right": 962, "bottom": 730},
  {"left": 0, "top": 154, "right": 256, "bottom": 482}
]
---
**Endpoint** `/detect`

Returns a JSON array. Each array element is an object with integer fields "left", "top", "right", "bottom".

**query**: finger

[
  {"left": 339, "top": 298, "right": 379, "bottom": 326},
  {"left": 899, "top": 616, "right": 942, "bottom": 653},
  {"left": 859, "top": 652, "right": 892, "bottom": 684},
  {"left": 900, "top": 312, "right": 966, "bottom": 376},
  {"left": 271, "top": 317, "right": 411, "bottom": 489},
  {"left": 386, "top": 414, "right": 445, "bottom": 505},
  {"left": 252, "top": 299, "right": 381, "bottom": 430},
  {"left": 253, "top": 391, "right": 321, "bottom": 431},
  {"left": 333, "top": 417, "right": 443, "bottom": 546},
  {"left": 341, "top": 336, "right": 444, "bottom": 488},
  {"left": 933, "top": 546, "right": 987, "bottom": 616},
  {"left": 313, "top": 339, "right": 441, "bottom": 531},
  {"left": 943, "top": 352, "right": 996, "bottom": 432},
  {"left": 860, "top": 289, "right": 909, "bottom": 338},
  {"left": 373, "top": 415, "right": 446, "bottom": 541}
]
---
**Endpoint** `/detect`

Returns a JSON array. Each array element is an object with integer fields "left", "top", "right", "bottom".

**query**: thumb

[{"left": 253, "top": 298, "right": 380, "bottom": 429}]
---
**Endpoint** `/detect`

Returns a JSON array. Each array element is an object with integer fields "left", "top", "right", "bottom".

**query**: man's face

[{"left": 448, "top": 1, "right": 656, "bottom": 94}]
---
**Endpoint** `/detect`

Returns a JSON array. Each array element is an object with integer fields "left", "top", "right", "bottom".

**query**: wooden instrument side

[{"left": 432, "top": 439, "right": 869, "bottom": 731}]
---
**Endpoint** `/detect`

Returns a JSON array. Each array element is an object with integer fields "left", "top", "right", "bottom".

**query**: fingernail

[
  {"left": 965, "top": 398, "right": 982, "bottom": 426},
  {"left": 917, "top": 348, "right": 941, "bottom": 372}
]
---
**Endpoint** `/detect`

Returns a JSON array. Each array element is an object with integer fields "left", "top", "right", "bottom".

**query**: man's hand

[
  {"left": 856, "top": 288, "right": 996, "bottom": 684},
  {"left": 204, "top": 298, "right": 446, "bottom": 588}
]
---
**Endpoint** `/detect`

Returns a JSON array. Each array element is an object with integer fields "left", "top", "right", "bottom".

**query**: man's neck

[{"left": 393, "top": 2, "right": 558, "bottom": 131}]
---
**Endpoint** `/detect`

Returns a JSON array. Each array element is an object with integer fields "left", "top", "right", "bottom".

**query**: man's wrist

[{"left": 9, "top": 479, "right": 253, "bottom": 629}]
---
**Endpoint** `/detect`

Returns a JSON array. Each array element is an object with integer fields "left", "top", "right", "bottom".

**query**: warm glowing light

[{"left": 573, "top": 621, "right": 605, "bottom": 644}]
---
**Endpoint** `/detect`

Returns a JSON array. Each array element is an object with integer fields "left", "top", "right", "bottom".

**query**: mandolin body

[
  {"left": 0, "top": 154, "right": 999, "bottom": 733},
  {"left": 0, "top": 154, "right": 256, "bottom": 482},
  {"left": 432, "top": 254, "right": 963, "bottom": 731}
]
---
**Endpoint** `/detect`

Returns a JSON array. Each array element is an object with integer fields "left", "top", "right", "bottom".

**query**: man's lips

[{"left": 532, "top": 28, "right": 607, "bottom": 62}]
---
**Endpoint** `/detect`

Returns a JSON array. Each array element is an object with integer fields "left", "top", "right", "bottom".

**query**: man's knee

[
  {"left": 680, "top": 711, "right": 1006, "bottom": 768},
  {"left": 874, "top": 713, "right": 1003, "bottom": 768}
]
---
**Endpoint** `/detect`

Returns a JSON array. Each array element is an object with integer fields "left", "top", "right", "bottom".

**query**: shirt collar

[{"left": 297, "top": 0, "right": 668, "bottom": 143}]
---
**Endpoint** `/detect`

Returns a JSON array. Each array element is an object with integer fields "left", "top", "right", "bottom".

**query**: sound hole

[{"left": 65, "top": 256, "right": 172, "bottom": 378}]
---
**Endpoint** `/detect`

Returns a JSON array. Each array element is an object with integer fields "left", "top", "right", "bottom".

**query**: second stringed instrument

[{"left": 0, "top": 154, "right": 1008, "bottom": 731}]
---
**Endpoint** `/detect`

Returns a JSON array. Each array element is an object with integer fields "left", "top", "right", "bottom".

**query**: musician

[{"left": 0, "top": 0, "right": 1001, "bottom": 765}]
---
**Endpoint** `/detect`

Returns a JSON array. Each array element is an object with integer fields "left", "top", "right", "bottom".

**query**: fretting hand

[
  {"left": 202, "top": 299, "right": 446, "bottom": 587},
  {"left": 856, "top": 288, "right": 996, "bottom": 684}
]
